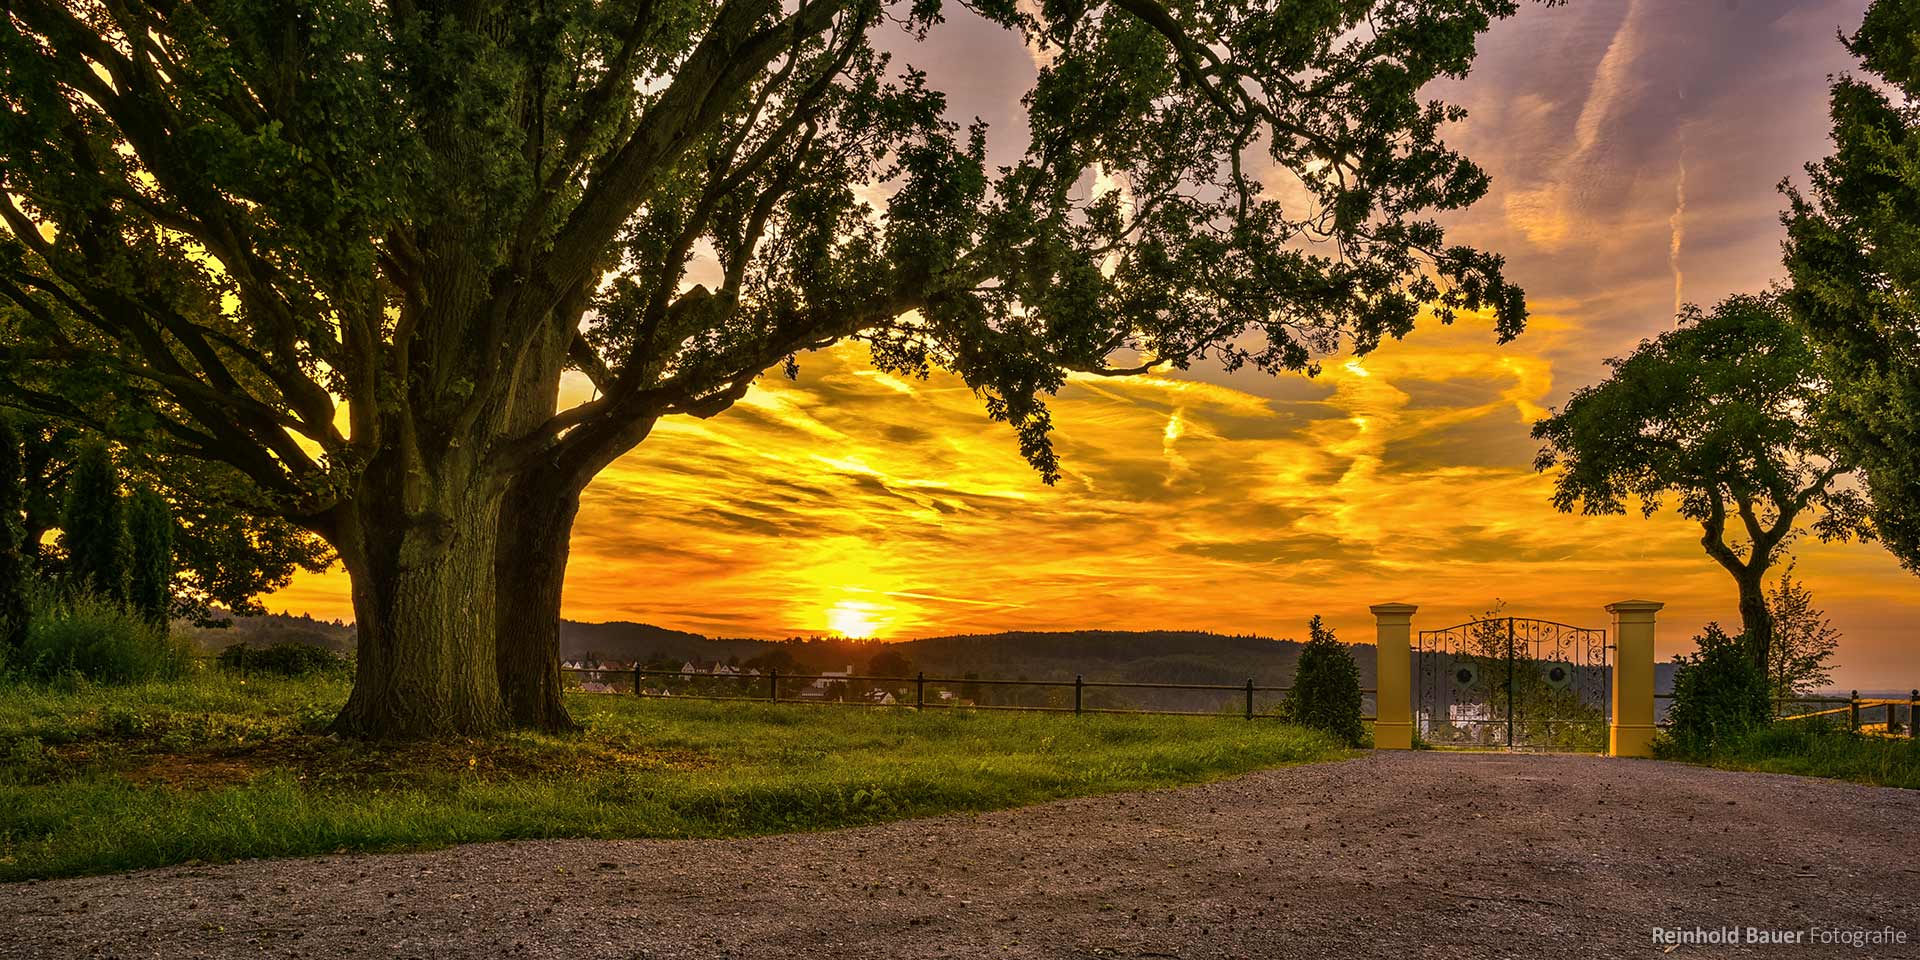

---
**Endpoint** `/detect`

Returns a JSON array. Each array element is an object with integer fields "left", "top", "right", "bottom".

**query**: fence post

[
  {"left": 634, "top": 666, "right": 643, "bottom": 696},
  {"left": 1849, "top": 690, "right": 1860, "bottom": 732},
  {"left": 1606, "top": 600, "right": 1663, "bottom": 758},
  {"left": 1911, "top": 690, "right": 1918, "bottom": 740},
  {"left": 1370, "top": 603, "right": 1417, "bottom": 749},
  {"left": 1245, "top": 678, "right": 1254, "bottom": 720},
  {"left": 916, "top": 672, "right": 925, "bottom": 711},
  {"left": 769, "top": 668, "right": 778, "bottom": 703},
  {"left": 1074, "top": 675, "right": 1083, "bottom": 715}
]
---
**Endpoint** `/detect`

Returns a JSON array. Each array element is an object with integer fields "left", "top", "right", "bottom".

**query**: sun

[{"left": 825, "top": 600, "right": 891, "bottom": 639}]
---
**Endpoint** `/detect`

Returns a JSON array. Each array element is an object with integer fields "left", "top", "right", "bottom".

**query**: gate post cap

[
  {"left": 1605, "top": 599, "right": 1664, "bottom": 618},
  {"left": 1370, "top": 602, "right": 1418, "bottom": 620}
]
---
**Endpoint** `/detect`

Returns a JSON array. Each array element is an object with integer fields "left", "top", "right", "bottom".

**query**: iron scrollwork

[{"left": 1414, "top": 617, "right": 1610, "bottom": 751}]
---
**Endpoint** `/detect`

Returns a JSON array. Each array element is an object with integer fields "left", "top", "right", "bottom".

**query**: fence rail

[
  {"left": 564, "top": 667, "right": 1378, "bottom": 722},
  {"left": 1653, "top": 690, "right": 1920, "bottom": 737}
]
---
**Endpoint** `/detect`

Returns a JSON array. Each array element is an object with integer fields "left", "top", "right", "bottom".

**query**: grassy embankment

[
  {"left": 1661, "top": 720, "right": 1920, "bottom": 790},
  {"left": 0, "top": 676, "right": 1350, "bottom": 881}
]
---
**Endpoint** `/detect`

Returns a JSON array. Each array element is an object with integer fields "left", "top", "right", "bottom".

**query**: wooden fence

[{"left": 1653, "top": 690, "right": 1920, "bottom": 737}]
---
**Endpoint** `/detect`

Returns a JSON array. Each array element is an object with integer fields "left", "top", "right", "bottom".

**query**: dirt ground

[{"left": 4, "top": 752, "right": 1917, "bottom": 959}]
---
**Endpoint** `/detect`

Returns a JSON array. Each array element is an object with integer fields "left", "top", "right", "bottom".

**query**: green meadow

[{"left": 0, "top": 676, "right": 1350, "bottom": 881}]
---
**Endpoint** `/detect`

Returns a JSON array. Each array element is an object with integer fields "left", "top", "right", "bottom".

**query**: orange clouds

[{"left": 275, "top": 312, "right": 1918, "bottom": 687}]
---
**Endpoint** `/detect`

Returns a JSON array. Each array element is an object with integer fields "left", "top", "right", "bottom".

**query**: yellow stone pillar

[
  {"left": 1371, "top": 603, "right": 1417, "bottom": 750},
  {"left": 1607, "top": 600, "right": 1663, "bottom": 758}
]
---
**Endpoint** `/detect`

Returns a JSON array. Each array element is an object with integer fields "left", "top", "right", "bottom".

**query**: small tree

[
  {"left": 60, "top": 443, "right": 128, "bottom": 605},
  {"left": 1532, "top": 293, "right": 1869, "bottom": 670},
  {"left": 1662, "top": 624, "right": 1772, "bottom": 756},
  {"left": 1279, "top": 616, "right": 1365, "bottom": 747},
  {"left": 126, "top": 487, "right": 175, "bottom": 627},
  {"left": 865, "top": 648, "right": 915, "bottom": 700},
  {"left": 0, "top": 415, "right": 27, "bottom": 657},
  {"left": 867, "top": 648, "right": 910, "bottom": 679},
  {"left": 217, "top": 641, "right": 346, "bottom": 678},
  {"left": 1765, "top": 562, "right": 1840, "bottom": 701}
]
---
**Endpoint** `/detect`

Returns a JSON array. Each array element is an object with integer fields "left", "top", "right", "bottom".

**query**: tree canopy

[
  {"left": 1531, "top": 293, "right": 1868, "bottom": 664},
  {"left": 2, "top": 0, "right": 1546, "bottom": 736},
  {"left": 1782, "top": 0, "right": 1920, "bottom": 573}
]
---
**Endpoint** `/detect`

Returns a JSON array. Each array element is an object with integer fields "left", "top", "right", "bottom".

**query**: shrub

[
  {"left": 14, "top": 587, "right": 187, "bottom": 684},
  {"left": 1660, "top": 623, "right": 1770, "bottom": 757},
  {"left": 0, "top": 415, "right": 28, "bottom": 662},
  {"left": 1277, "top": 615, "right": 1365, "bottom": 746},
  {"left": 217, "top": 641, "right": 347, "bottom": 678},
  {"left": 125, "top": 486, "right": 174, "bottom": 627},
  {"left": 61, "top": 441, "right": 128, "bottom": 603}
]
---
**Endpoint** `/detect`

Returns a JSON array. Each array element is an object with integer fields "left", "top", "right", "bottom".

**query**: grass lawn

[
  {"left": 1665, "top": 720, "right": 1920, "bottom": 790},
  {"left": 0, "top": 676, "right": 1351, "bottom": 881}
]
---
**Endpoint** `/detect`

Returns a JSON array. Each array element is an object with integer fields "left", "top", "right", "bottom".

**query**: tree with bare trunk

[{"left": 1, "top": 0, "right": 1546, "bottom": 737}]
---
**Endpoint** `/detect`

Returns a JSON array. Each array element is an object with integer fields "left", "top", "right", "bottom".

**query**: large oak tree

[{"left": 1, "top": 0, "right": 1542, "bottom": 737}]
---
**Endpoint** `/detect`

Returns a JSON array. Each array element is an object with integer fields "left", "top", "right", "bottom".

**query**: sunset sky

[{"left": 273, "top": 0, "right": 1919, "bottom": 688}]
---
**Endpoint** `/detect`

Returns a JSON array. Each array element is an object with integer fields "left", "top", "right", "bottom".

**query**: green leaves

[
  {"left": 1532, "top": 291, "right": 1869, "bottom": 626},
  {"left": 1276, "top": 615, "right": 1364, "bottom": 747},
  {"left": 1661, "top": 624, "right": 1771, "bottom": 757},
  {"left": 61, "top": 443, "right": 129, "bottom": 606},
  {"left": 126, "top": 487, "right": 174, "bottom": 628},
  {"left": 1781, "top": 0, "right": 1920, "bottom": 573},
  {"left": 2, "top": 0, "right": 1540, "bottom": 495}
]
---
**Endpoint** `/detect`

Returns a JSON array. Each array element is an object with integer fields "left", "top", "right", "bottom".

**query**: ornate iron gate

[{"left": 1414, "top": 617, "right": 1610, "bottom": 751}]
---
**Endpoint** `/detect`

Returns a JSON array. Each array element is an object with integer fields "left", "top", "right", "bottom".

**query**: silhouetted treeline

[{"left": 183, "top": 610, "right": 354, "bottom": 655}]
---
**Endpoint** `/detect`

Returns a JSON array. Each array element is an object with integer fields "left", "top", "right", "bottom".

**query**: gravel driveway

[{"left": 5, "top": 752, "right": 1917, "bottom": 959}]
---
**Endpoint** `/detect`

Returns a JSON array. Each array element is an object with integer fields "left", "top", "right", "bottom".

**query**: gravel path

[{"left": 5, "top": 753, "right": 1918, "bottom": 959}]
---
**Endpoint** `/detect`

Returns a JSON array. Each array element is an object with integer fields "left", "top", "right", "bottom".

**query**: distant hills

[
  {"left": 182, "top": 611, "right": 355, "bottom": 656},
  {"left": 555, "top": 622, "right": 1324, "bottom": 684},
  {"left": 558, "top": 620, "right": 768, "bottom": 664},
  {"left": 197, "top": 612, "right": 1689, "bottom": 695}
]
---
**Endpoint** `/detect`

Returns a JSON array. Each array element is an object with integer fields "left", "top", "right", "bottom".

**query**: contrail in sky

[{"left": 1669, "top": 131, "right": 1687, "bottom": 318}]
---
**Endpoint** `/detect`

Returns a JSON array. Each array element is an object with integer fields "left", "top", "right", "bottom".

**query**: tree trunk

[
  {"left": 332, "top": 476, "right": 508, "bottom": 739},
  {"left": 490, "top": 403, "right": 660, "bottom": 730},
  {"left": 495, "top": 469, "right": 582, "bottom": 732},
  {"left": 1735, "top": 567, "right": 1773, "bottom": 673}
]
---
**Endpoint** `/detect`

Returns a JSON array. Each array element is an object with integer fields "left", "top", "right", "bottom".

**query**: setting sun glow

[{"left": 824, "top": 600, "right": 891, "bottom": 640}]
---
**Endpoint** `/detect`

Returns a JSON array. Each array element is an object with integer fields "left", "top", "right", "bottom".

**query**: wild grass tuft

[
  {"left": 9, "top": 587, "right": 190, "bottom": 685},
  {"left": 1659, "top": 718, "right": 1920, "bottom": 790}
]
